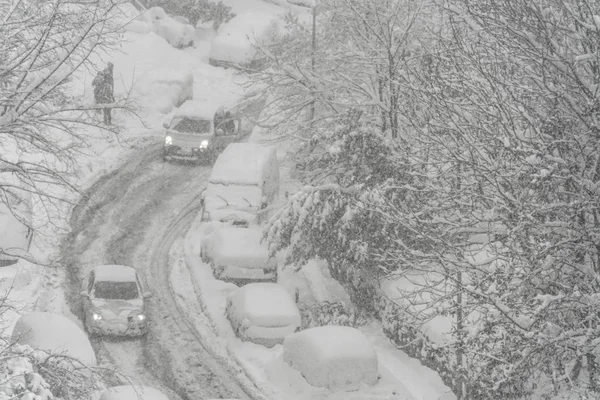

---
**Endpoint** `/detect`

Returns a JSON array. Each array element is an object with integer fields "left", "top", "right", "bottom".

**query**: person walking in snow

[{"left": 92, "top": 62, "right": 115, "bottom": 125}]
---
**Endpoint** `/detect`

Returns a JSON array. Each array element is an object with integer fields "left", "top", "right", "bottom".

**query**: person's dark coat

[{"left": 92, "top": 64, "right": 114, "bottom": 104}]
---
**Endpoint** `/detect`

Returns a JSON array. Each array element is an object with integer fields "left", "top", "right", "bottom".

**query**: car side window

[{"left": 88, "top": 272, "right": 95, "bottom": 294}]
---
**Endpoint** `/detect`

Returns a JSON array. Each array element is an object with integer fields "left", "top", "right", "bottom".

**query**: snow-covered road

[{"left": 60, "top": 141, "right": 256, "bottom": 399}]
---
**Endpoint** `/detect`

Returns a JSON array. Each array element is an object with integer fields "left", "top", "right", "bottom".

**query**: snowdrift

[
  {"left": 107, "top": 31, "right": 195, "bottom": 115},
  {"left": 209, "top": 12, "right": 280, "bottom": 67},
  {"left": 283, "top": 325, "right": 378, "bottom": 390},
  {"left": 97, "top": 385, "right": 169, "bottom": 400},
  {"left": 11, "top": 312, "right": 97, "bottom": 366}
]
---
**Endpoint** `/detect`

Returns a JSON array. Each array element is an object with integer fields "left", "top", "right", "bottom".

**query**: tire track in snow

[{"left": 61, "top": 141, "right": 247, "bottom": 399}]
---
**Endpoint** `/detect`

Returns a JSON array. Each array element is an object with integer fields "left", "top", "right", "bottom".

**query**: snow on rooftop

[
  {"left": 209, "top": 143, "right": 277, "bottom": 186},
  {"left": 11, "top": 312, "right": 97, "bottom": 366},
  {"left": 228, "top": 282, "right": 300, "bottom": 327},
  {"left": 92, "top": 264, "right": 138, "bottom": 282},
  {"left": 207, "top": 226, "right": 273, "bottom": 269},
  {"left": 283, "top": 325, "right": 379, "bottom": 390}
]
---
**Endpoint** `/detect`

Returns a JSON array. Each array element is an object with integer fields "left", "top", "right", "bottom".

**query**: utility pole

[
  {"left": 309, "top": 0, "right": 317, "bottom": 123},
  {"left": 288, "top": 0, "right": 318, "bottom": 125}
]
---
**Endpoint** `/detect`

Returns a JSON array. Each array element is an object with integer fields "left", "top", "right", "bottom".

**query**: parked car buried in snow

[
  {"left": 226, "top": 282, "right": 301, "bottom": 347},
  {"left": 200, "top": 224, "right": 277, "bottom": 281},
  {"left": 163, "top": 100, "right": 244, "bottom": 164},
  {"left": 283, "top": 325, "right": 379, "bottom": 390},
  {"left": 200, "top": 142, "right": 280, "bottom": 225},
  {"left": 80, "top": 265, "right": 152, "bottom": 337}
]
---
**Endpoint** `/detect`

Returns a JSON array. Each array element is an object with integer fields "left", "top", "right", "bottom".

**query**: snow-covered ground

[{"left": 1, "top": 1, "right": 455, "bottom": 399}]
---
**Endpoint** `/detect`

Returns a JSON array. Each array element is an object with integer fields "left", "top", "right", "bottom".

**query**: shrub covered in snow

[
  {"left": 0, "top": 345, "right": 54, "bottom": 400},
  {"left": 226, "top": 282, "right": 301, "bottom": 347},
  {"left": 0, "top": 343, "right": 108, "bottom": 400},
  {"left": 283, "top": 325, "right": 379, "bottom": 390},
  {"left": 300, "top": 301, "right": 368, "bottom": 330},
  {"left": 142, "top": 0, "right": 235, "bottom": 28},
  {"left": 136, "top": 7, "right": 195, "bottom": 48}
]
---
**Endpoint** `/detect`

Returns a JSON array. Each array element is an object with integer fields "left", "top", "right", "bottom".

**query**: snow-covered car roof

[
  {"left": 11, "top": 312, "right": 97, "bottom": 366},
  {"left": 173, "top": 99, "right": 226, "bottom": 121},
  {"left": 206, "top": 226, "right": 273, "bottom": 268},
  {"left": 283, "top": 325, "right": 379, "bottom": 390},
  {"left": 92, "top": 264, "right": 138, "bottom": 282},
  {"left": 209, "top": 143, "right": 277, "bottom": 186},
  {"left": 98, "top": 385, "right": 169, "bottom": 400},
  {"left": 228, "top": 282, "right": 301, "bottom": 328}
]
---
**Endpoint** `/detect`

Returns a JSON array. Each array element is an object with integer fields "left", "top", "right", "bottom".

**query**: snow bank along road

[{"left": 60, "top": 142, "right": 258, "bottom": 399}]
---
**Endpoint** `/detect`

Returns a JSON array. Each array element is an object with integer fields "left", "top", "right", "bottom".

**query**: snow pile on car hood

[
  {"left": 209, "top": 226, "right": 273, "bottom": 269},
  {"left": 228, "top": 282, "right": 301, "bottom": 327},
  {"left": 11, "top": 311, "right": 97, "bottom": 366}
]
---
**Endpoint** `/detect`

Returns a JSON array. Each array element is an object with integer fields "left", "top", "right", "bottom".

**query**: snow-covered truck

[{"left": 199, "top": 142, "right": 280, "bottom": 225}]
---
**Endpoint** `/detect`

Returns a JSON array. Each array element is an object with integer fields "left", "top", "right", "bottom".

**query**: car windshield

[
  {"left": 94, "top": 281, "right": 139, "bottom": 300},
  {"left": 171, "top": 118, "right": 211, "bottom": 134}
]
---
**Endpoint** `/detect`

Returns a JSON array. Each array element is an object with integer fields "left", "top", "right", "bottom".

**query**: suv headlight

[
  {"left": 199, "top": 140, "right": 209, "bottom": 149},
  {"left": 165, "top": 136, "right": 172, "bottom": 145}
]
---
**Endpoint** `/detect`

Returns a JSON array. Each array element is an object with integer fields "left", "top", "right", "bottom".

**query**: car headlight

[
  {"left": 129, "top": 310, "right": 146, "bottom": 322},
  {"left": 199, "top": 140, "right": 209, "bottom": 149},
  {"left": 92, "top": 313, "right": 103, "bottom": 321},
  {"left": 165, "top": 136, "right": 172, "bottom": 145}
]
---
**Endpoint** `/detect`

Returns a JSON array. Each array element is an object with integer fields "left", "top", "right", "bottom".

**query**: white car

[
  {"left": 200, "top": 224, "right": 277, "bottom": 281},
  {"left": 226, "top": 282, "right": 301, "bottom": 347},
  {"left": 80, "top": 265, "right": 151, "bottom": 337}
]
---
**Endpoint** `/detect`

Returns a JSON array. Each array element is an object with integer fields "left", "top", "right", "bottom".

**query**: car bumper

[
  {"left": 164, "top": 146, "right": 210, "bottom": 160},
  {"left": 88, "top": 319, "right": 148, "bottom": 337}
]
